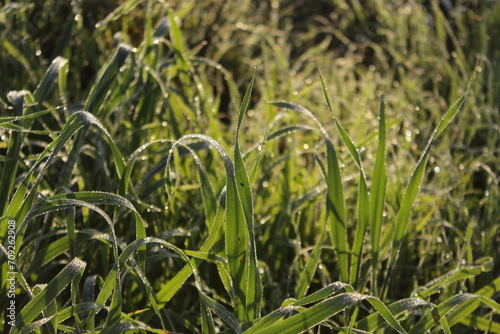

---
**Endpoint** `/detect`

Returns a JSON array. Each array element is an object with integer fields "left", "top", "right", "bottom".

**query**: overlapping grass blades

[{"left": 1, "top": 1, "right": 499, "bottom": 332}]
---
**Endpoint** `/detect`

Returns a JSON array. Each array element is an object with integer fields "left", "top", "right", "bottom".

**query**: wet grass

[{"left": 1, "top": 0, "right": 499, "bottom": 332}]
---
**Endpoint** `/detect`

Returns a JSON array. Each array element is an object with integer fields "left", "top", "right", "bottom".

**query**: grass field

[{"left": 1, "top": 0, "right": 499, "bottom": 332}]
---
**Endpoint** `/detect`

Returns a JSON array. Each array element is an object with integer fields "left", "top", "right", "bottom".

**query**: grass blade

[
  {"left": 325, "top": 139, "right": 348, "bottom": 282},
  {"left": 388, "top": 76, "right": 472, "bottom": 277},
  {"left": 13, "top": 258, "right": 86, "bottom": 330},
  {"left": 369, "top": 95, "right": 387, "bottom": 294},
  {"left": 246, "top": 293, "right": 364, "bottom": 334},
  {"left": 232, "top": 70, "right": 262, "bottom": 320},
  {"left": 408, "top": 294, "right": 500, "bottom": 334}
]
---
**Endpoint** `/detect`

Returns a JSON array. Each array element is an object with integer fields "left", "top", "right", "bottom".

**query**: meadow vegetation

[{"left": 1, "top": 0, "right": 499, "bottom": 332}]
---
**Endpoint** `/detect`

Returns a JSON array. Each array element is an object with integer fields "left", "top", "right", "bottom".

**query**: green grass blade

[
  {"left": 168, "top": 8, "right": 191, "bottom": 99},
  {"left": 408, "top": 294, "right": 500, "bottom": 334},
  {"left": 84, "top": 43, "right": 133, "bottom": 114},
  {"left": 351, "top": 173, "right": 369, "bottom": 288},
  {"left": 293, "top": 282, "right": 353, "bottom": 307},
  {"left": 390, "top": 86, "right": 471, "bottom": 268},
  {"left": 413, "top": 257, "right": 493, "bottom": 299},
  {"left": 14, "top": 258, "right": 86, "bottom": 330},
  {"left": 226, "top": 90, "right": 250, "bottom": 318},
  {"left": 295, "top": 154, "right": 332, "bottom": 299},
  {"left": 157, "top": 135, "right": 231, "bottom": 307},
  {"left": 232, "top": 71, "right": 262, "bottom": 320},
  {"left": 459, "top": 314, "right": 500, "bottom": 333},
  {"left": 355, "top": 298, "right": 431, "bottom": 332},
  {"left": 325, "top": 139, "right": 349, "bottom": 282},
  {"left": 295, "top": 235, "right": 324, "bottom": 299},
  {"left": 363, "top": 297, "right": 408, "bottom": 334},
  {"left": 33, "top": 56, "right": 68, "bottom": 104},
  {"left": 0, "top": 91, "right": 26, "bottom": 217},
  {"left": 369, "top": 95, "right": 387, "bottom": 294},
  {"left": 445, "top": 275, "right": 500, "bottom": 328},
  {"left": 247, "top": 293, "right": 365, "bottom": 334},
  {"left": 5, "top": 111, "right": 90, "bottom": 224},
  {"left": 200, "top": 293, "right": 242, "bottom": 333},
  {"left": 244, "top": 307, "right": 295, "bottom": 334}
]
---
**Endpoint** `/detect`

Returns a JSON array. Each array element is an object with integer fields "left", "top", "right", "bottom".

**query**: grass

[{"left": 1, "top": 0, "right": 499, "bottom": 332}]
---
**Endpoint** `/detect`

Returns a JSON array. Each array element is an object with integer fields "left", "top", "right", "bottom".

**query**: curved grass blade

[
  {"left": 245, "top": 293, "right": 365, "bottom": 334},
  {"left": 444, "top": 275, "right": 500, "bottom": 328},
  {"left": 13, "top": 258, "right": 86, "bottom": 331},
  {"left": 84, "top": 43, "right": 133, "bottom": 114},
  {"left": 244, "top": 306, "right": 296, "bottom": 334},
  {"left": 293, "top": 282, "right": 353, "bottom": 307},
  {"left": 200, "top": 293, "right": 242, "bottom": 334},
  {"left": 33, "top": 56, "right": 68, "bottom": 104},
  {"left": 413, "top": 257, "right": 493, "bottom": 299},
  {"left": 355, "top": 298, "right": 431, "bottom": 332},
  {"left": 59, "top": 43, "right": 132, "bottom": 186},
  {"left": 156, "top": 134, "right": 233, "bottom": 307},
  {"left": 408, "top": 293, "right": 500, "bottom": 334}
]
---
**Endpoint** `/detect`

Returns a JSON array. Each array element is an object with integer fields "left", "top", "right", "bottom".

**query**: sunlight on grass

[{"left": 1, "top": 0, "right": 499, "bottom": 332}]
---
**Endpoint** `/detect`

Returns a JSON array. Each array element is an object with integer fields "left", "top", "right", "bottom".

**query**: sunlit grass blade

[
  {"left": 413, "top": 257, "right": 493, "bottom": 299},
  {"left": 168, "top": 8, "right": 191, "bottom": 99},
  {"left": 445, "top": 275, "right": 500, "bottom": 328},
  {"left": 33, "top": 56, "right": 68, "bottom": 104},
  {"left": 408, "top": 293, "right": 500, "bottom": 334},
  {"left": 355, "top": 298, "right": 431, "bottom": 332},
  {"left": 243, "top": 307, "right": 295, "bottom": 334},
  {"left": 293, "top": 282, "right": 353, "bottom": 307},
  {"left": 13, "top": 258, "right": 86, "bottom": 331},
  {"left": 459, "top": 314, "right": 500, "bottom": 333},
  {"left": 244, "top": 293, "right": 365, "bottom": 334},
  {"left": 388, "top": 73, "right": 473, "bottom": 279}
]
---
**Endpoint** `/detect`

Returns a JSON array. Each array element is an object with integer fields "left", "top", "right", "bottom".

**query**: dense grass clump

[{"left": 1, "top": 0, "right": 499, "bottom": 332}]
